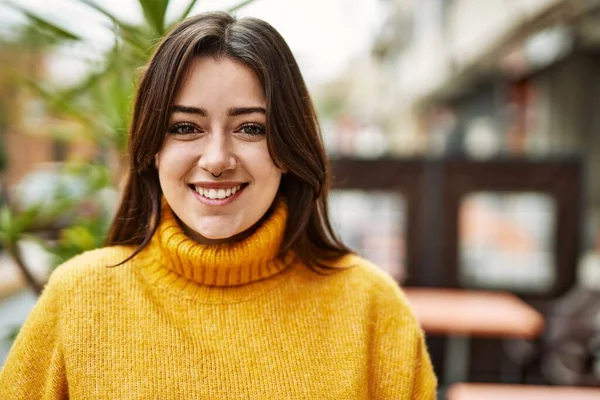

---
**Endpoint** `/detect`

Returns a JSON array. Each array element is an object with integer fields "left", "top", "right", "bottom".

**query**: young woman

[{"left": 0, "top": 12, "right": 436, "bottom": 399}]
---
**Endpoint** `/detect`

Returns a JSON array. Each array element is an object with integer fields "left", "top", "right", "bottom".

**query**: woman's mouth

[
  {"left": 188, "top": 183, "right": 248, "bottom": 204},
  {"left": 193, "top": 184, "right": 242, "bottom": 200}
]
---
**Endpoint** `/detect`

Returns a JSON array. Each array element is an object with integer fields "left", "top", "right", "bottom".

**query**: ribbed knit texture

[{"left": 0, "top": 199, "right": 437, "bottom": 399}]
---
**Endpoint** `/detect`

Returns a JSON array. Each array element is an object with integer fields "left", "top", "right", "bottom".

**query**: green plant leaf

[
  {"left": 77, "top": 0, "right": 153, "bottom": 54},
  {"left": 64, "top": 163, "right": 112, "bottom": 191},
  {"left": 12, "top": 204, "right": 42, "bottom": 235},
  {"left": 62, "top": 66, "right": 107, "bottom": 100},
  {"left": 5, "top": 1, "right": 81, "bottom": 42},
  {"left": 138, "top": 0, "right": 170, "bottom": 35},
  {"left": 174, "top": 0, "right": 200, "bottom": 22},
  {"left": 15, "top": 73, "right": 115, "bottom": 144},
  {"left": 227, "top": 0, "right": 258, "bottom": 13},
  {"left": 77, "top": 0, "right": 133, "bottom": 29},
  {"left": 4, "top": 325, "right": 21, "bottom": 344},
  {"left": 0, "top": 204, "right": 42, "bottom": 245},
  {"left": 0, "top": 205, "right": 15, "bottom": 244}
]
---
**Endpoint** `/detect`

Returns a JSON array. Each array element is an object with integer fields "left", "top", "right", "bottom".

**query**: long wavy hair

[{"left": 105, "top": 11, "right": 352, "bottom": 269}]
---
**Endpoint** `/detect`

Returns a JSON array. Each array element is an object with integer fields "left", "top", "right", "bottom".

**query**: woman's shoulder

[
  {"left": 323, "top": 254, "right": 412, "bottom": 307},
  {"left": 331, "top": 254, "right": 422, "bottom": 329},
  {"left": 331, "top": 254, "right": 401, "bottom": 290},
  {"left": 47, "top": 245, "right": 137, "bottom": 289}
]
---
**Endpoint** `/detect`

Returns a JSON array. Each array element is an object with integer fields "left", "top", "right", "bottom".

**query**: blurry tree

[{"left": 0, "top": 0, "right": 257, "bottom": 295}]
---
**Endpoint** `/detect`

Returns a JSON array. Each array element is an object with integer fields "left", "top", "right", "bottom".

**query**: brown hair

[{"left": 105, "top": 11, "right": 352, "bottom": 269}]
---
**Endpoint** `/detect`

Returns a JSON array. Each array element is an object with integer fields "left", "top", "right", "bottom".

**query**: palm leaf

[
  {"left": 5, "top": 325, "right": 20, "bottom": 343},
  {"left": 61, "top": 65, "right": 108, "bottom": 99},
  {"left": 78, "top": 0, "right": 152, "bottom": 54},
  {"left": 228, "top": 0, "right": 258, "bottom": 13},
  {"left": 138, "top": 0, "right": 170, "bottom": 35},
  {"left": 4, "top": 1, "right": 81, "bottom": 42},
  {"left": 77, "top": 0, "right": 134, "bottom": 30},
  {"left": 174, "top": 0, "right": 200, "bottom": 22},
  {"left": 18, "top": 76, "right": 94, "bottom": 125}
]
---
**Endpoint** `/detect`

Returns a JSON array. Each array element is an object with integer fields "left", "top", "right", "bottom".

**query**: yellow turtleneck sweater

[{"left": 0, "top": 200, "right": 437, "bottom": 399}]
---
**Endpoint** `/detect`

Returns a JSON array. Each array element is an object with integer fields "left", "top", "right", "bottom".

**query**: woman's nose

[{"left": 197, "top": 132, "right": 236, "bottom": 176}]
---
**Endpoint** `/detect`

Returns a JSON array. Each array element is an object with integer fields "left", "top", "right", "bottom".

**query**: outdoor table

[
  {"left": 403, "top": 288, "right": 545, "bottom": 384},
  {"left": 447, "top": 383, "right": 600, "bottom": 400}
]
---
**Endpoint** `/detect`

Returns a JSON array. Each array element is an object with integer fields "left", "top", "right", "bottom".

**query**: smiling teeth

[{"left": 195, "top": 185, "right": 241, "bottom": 200}]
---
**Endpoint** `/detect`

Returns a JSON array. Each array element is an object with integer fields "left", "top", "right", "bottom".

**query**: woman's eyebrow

[
  {"left": 171, "top": 105, "right": 206, "bottom": 116},
  {"left": 228, "top": 107, "right": 266, "bottom": 116},
  {"left": 170, "top": 105, "right": 266, "bottom": 117}
]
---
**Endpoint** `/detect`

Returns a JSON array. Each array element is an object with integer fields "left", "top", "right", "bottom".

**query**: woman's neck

[{"left": 144, "top": 197, "right": 293, "bottom": 287}]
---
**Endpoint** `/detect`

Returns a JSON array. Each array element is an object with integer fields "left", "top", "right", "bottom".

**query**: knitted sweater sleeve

[
  {"left": 369, "top": 277, "right": 437, "bottom": 400},
  {"left": 0, "top": 269, "right": 68, "bottom": 399}
]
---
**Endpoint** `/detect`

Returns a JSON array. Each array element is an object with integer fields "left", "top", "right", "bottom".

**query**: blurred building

[
  {"left": 0, "top": 41, "right": 98, "bottom": 191},
  {"left": 336, "top": 0, "right": 600, "bottom": 385},
  {"left": 0, "top": 44, "right": 53, "bottom": 189},
  {"left": 374, "top": 0, "right": 600, "bottom": 249},
  {"left": 0, "top": 41, "right": 100, "bottom": 304}
]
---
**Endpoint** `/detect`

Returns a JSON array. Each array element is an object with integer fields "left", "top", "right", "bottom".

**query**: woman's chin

[
  {"left": 182, "top": 214, "right": 263, "bottom": 245},
  {"left": 192, "top": 229, "right": 239, "bottom": 244}
]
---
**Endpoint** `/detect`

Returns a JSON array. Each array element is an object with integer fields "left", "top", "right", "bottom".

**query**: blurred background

[{"left": 1, "top": 0, "right": 600, "bottom": 397}]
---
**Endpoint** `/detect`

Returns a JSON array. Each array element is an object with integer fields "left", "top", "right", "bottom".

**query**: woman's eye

[
  {"left": 239, "top": 123, "right": 266, "bottom": 136},
  {"left": 167, "top": 123, "right": 198, "bottom": 135}
]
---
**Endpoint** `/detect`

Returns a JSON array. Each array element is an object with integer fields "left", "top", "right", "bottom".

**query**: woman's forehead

[{"left": 174, "top": 56, "right": 266, "bottom": 111}]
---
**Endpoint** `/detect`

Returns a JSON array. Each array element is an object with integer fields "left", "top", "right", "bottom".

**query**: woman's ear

[
  {"left": 154, "top": 154, "right": 159, "bottom": 169},
  {"left": 277, "top": 161, "right": 288, "bottom": 174}
]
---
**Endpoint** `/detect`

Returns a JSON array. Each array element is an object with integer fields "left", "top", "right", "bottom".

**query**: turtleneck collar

[{"left": 144, "top": 198, "right": 293, "bottom": 287}]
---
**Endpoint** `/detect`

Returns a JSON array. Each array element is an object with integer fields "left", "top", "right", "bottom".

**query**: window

[
  {"left": 458, "top": 192, "right": 556, "bottom": 293},
  {"left": 330, "top": 190, "right": 407, "bottom": 281}
]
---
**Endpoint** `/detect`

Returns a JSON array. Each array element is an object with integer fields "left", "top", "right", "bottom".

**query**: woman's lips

[{"left": 189, "top": 183, "right": 247, "bottom": 205}]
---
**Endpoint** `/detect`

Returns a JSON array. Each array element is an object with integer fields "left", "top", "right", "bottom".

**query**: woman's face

[{"left": 156, "top": 56, "right": 283, "bottom": 244}]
